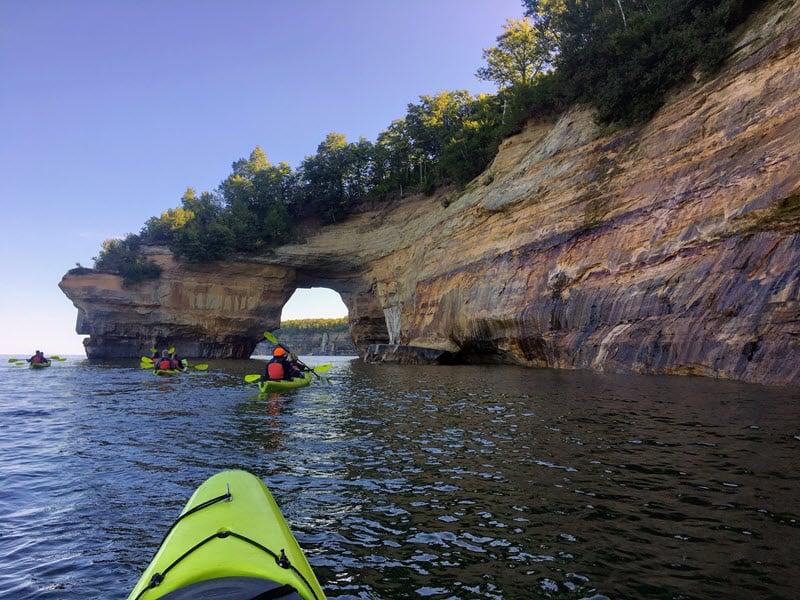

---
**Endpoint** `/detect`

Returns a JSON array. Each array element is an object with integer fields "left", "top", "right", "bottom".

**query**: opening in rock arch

[
  {"left": 275, "top": 288, "right": 356, "bottom": 356},
  {"left": 281, "top": 287, "right": 347, "bottom": 322}
]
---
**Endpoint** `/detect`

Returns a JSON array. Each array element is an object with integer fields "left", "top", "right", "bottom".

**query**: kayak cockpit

[{"left": 158, "top": 576, "right": 304, "bottom": 599}]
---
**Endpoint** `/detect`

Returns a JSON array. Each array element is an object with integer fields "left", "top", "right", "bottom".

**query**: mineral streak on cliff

[{"left": 60, "top": 2, "right": 799, "bottom": 384}]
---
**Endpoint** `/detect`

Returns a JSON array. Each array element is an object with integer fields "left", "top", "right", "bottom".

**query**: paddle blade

[
  {"left": 8, "top": 358, "right": 21, "bottom": 363},
  {"left": 263, "top": 331, "right": 279, "bottom": 344},
  {"left": 313, "top": 363, "right": 333, "bottom": 373},
  {"left": 244, "top": 374, "right": 262, "bottom": 383},
  {"left": 193, "top": 364, "right": 208, "bottom": 371},
  {"left": 168, "top": 347, "right": 175, "bottom": 354},
  {"left": 140, "top": 356, "right": 154, "bottom": 363}
]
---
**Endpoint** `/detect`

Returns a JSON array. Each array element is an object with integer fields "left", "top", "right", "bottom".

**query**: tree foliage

[
  {"left": 278, "top": 317, "right": 350, "bottom": 334},
  {"left": 93, "top": 236, "right": 162, "bottom": 287},
  {"left": 476, "top": 18, "right": 556, "bottom": 89},
  {"left": 522, "top": 0, "right": 764, "bottom": 124},
  {"left": 90, "top": 0, "right": 763, "bottom": 275}
]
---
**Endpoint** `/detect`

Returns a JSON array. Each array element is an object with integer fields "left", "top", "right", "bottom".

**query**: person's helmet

[{"left": 273, "top": 347, "right": 286, "bottom": 357}]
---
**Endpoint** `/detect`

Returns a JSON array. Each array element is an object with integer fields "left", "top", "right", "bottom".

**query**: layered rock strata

[{"left": 60, "top": 2, "right": 800, "bottom": 384}]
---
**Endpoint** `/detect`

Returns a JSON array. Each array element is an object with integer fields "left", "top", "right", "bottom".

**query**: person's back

[
  {"left": 286, "top": 353, "right": 303, "bottom": 379},
  {"left": 170, "top": 353, "right": 185, "bottom": 371},
  {"left": 266, "top": 347, "right": 295, "bottom": 380},
  {"left": 266, "top": 356, "right": 287, "bottom": 380}
]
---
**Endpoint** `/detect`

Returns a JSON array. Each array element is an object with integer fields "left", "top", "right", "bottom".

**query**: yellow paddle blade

[
  {"left": 312, "top": 363, "right": 333, "bottom": 373},
  {"left": 8, "top": 358, "right": 22, "bottom": 363},
  {"left": 168, "top": 347, "right": 175, "bottom": 354},
  {"left": 193, "top": 364, "right": 208, "bottom": 371},
  {"left": 244, "top": 374, "right": 262, "bottom": 383},
  {"left": 140, "top": 356, "right": 154, "bottom": 363}
]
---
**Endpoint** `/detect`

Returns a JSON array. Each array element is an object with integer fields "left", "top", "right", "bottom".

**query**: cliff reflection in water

[{"left": 298, "top": 361, "right": 800, "bottom": 599}]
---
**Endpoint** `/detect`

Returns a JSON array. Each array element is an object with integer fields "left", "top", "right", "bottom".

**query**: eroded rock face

[
  {"left": 59, "top": 249, "right": 295, "bottom": 358},
  {"left": 60, "top": 3, "right": 800, "bottom": 384}
]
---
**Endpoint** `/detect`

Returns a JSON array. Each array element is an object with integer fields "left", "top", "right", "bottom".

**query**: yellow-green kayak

[
  {"left": 257, "top": 370, "right": 313, "bottom": 393},
  {"left": 128, "top": 469, "right": 326, "bottom": 600}
]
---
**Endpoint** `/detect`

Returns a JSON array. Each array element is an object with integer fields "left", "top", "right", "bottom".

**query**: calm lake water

[{"left": 1, "top": 355, "right": 798, "bottom": 599}]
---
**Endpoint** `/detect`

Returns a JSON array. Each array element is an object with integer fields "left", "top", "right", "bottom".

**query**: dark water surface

[{"left": 0, "top": 355, "right": 798, "bottom": 599}]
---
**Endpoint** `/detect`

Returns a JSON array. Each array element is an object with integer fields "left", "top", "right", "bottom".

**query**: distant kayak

[
  {"left": 29, "top": 360, "right": 51, "bottom": 369},
  {"left": 127, "top": 469, "right": 326, "bottom": 600},
  {"left": 153, "top": 358, "right": 189, "bottom": 376},
  {"left": 258, "top": 370, "right": 313, "bottom": 393},
  {"left": 153, "top": 367, "right": 187, "bottom": 376}
]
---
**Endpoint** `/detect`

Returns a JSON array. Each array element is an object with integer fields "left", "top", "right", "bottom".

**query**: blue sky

[{"left": 0, "top": 0, "right": 524, "bottom": 355}]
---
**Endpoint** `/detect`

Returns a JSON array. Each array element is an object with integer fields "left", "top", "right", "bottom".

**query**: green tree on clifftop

[
  {"left": 91, "top": 0, "right": 764, "bottom": 276},
  {"left": 522, "top": 0, "right": 763, "bottom": 124},
  {"left": 476, "top": 17, "right": 556, "bottom": 88}
]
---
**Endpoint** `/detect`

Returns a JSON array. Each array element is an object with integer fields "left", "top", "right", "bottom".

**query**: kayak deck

[
  {"left": 153, "top": 368, "right": 186, "bottom": 376},
  {"left": 128, "top": 469, "right": 325, "bottom": 600}
]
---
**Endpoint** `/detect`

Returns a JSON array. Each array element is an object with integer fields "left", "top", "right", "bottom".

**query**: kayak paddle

[
  {"left": 8, "top": 356, "right": 64, "bottom": 364},
  {"left": 142, "top": 355, "right": 207, "bottom": 371},
  {"left": 244, "top": 363, "right": 332, "bottom": 384}
]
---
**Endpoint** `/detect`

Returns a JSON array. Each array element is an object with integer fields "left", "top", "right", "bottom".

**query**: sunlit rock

[{"left": 60, "top": 3, "right": 800, "bottom": 385}]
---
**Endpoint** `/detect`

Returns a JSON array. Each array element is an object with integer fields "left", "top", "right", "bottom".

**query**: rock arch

[{"left": 59, "top": 246, "right": 391, "bottom": 359}]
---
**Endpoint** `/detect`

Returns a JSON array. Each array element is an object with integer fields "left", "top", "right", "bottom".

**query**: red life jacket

[
  {"left": 32, "top": 355, "right": 42, "bottom": 364},
  {"left": 267, "top": 361, "right": 286, "bottom": 380},
  {"left": 157, "top": 358, "right": 173, "bottom": 370}
]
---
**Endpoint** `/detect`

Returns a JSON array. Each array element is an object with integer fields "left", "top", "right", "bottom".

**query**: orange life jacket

[
  {"left": 267, "top": 361, "right": 286, "bottom": 380},
  {"left": 32, "top": 356, "right": 42, "bottom": 364},
  {"left": 157, "top": 358, "right": 173, "bottom": 370}
]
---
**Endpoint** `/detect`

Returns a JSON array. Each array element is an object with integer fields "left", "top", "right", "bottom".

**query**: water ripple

[{"left": 1, "top": 358, "right": 799, "bottom": 598}]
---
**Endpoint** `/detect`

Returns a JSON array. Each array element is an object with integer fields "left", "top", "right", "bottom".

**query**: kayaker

[
  {"left": 289, "top": 352, "right": 308, "bottom": 375},
  {"left": 265, "top": 347, "right": 301, "bottom": 380},
  {"left": 170, "top": 350, "right": 187, "bottom": 371},
  {"left": 28, "top": 350, "right": 47, "bottom": 364},
  {"left": 156, "top": 350, "right": 175, "bottom": 371}
]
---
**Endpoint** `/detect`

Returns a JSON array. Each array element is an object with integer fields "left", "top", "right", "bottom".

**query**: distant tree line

[
  {"left": 278, "top": 318, "right": 350, "bottom": 334},
  {"left": 90, "top": 0, "right": 761, "bottom": 283}
]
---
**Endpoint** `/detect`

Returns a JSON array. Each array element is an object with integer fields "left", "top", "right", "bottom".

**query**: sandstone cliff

[
  {"left": 59, "top": 252, "right": 296, "bottom": 358},
  {"left": 60, "top": 1, "right": 800, "bottom": 385}
]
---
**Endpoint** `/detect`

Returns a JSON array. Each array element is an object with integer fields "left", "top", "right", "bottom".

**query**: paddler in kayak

[
  {"left": 265, "top": 347, "right": 302, "bottom": 380},
  {"left": 170, "top": 349, "right": 188, "bottom": 371},
  {"left": 155, "top": 349, "right": 181, "bottom": 372},
  {"left": 27, "top": 350, "right": 48, "bottom": 364}
]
